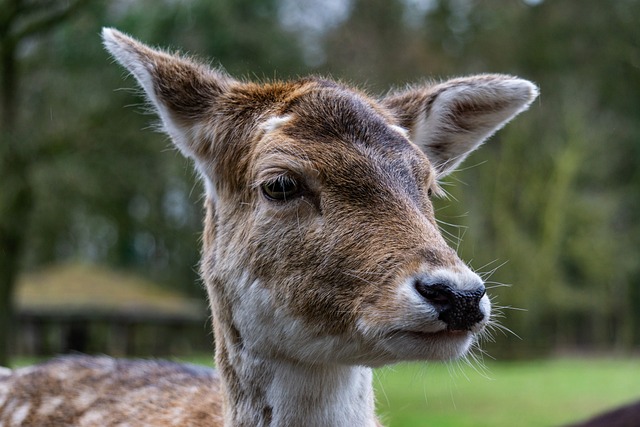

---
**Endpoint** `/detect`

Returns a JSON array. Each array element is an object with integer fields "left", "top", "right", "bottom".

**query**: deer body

[{"left": 0, "top": 29, "right": 537, "bottom": 426}]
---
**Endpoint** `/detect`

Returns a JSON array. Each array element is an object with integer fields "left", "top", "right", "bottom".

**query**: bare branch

[{"left": 9, "top": 0, "right": 89, "bottom": 42}]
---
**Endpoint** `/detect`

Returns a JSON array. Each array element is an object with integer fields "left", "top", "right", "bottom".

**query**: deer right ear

[
  {"left": 383, "top": 75, "right": 538, "bottom": 177},
  {"left": 102, "top": 28, "right": 235, "bottom": 163}
]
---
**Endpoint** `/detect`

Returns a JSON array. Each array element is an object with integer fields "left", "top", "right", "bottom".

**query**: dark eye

[
  {"left": 427, "top": 188, "right": 433, "bottom": 197},
  {"left": 261, "top": 176, "right": 301, "bottom": 201}
]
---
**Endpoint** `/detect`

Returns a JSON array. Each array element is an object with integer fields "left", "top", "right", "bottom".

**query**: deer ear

[
  {"left": 102, "top": 28, "right": 235, "bottom": 162},
  {"left": 383, "top": 75, "right": 538, "bottom": 177}
]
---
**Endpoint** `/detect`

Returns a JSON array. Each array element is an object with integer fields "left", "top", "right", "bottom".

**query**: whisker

[
  {"left": 485, "top": 282, "right": 512, "bottom": 290},
  {"left": 492, "top": 304, "right": 527, "bottom": 312},
  {"left": 477, "top": 260, "right": 510, "bottom": 281},
  {"left": 487, "top": 321, "right": 523, "bottom": 340}
]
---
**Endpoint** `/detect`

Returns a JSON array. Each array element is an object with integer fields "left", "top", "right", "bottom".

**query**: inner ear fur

[{"left": 383, "top": 74, "right": 539, "bottom": 177}]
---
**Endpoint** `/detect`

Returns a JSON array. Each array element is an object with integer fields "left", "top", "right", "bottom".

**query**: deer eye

[{"left": 261, "top": 176, "right": 301, "bottom": 201}]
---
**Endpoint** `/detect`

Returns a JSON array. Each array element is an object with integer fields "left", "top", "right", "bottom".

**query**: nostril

[
  {"left": 473, "top": 285, "right": 486, "bottom": 300},
  {"left": 414, "top": 281, "right": 454, "bottom": 311}
]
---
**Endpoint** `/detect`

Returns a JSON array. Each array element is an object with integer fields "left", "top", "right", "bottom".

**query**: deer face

[
  {"left": 210, "top": 82, "right": 494, "bottom": 366},
  {"left": 103, "top": 29, "right": 538, "bottom": 367}
]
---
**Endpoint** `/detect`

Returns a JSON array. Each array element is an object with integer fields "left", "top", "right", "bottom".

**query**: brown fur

[{"left": 0, "top": 29, "right": 538, "bottom": 426}]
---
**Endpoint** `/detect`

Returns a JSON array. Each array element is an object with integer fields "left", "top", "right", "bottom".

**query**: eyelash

[{"left": 260, "top": 175, "right": 303, "bottom": 201}]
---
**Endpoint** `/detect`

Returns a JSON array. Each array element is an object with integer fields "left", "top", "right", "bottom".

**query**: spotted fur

[{"left": 0, "top": 357, "right": 222, "bottom": 426}]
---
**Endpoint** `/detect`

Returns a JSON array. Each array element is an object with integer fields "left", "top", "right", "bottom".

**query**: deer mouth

[
  {"left": 400, "top": 328, "right": 474, "bottom": 341},
  {"left": 373, "top": 327, "right": 477, "bottom": 362},
  {"left": 390, "top": 313, "right": 487, "bottom": 341}
]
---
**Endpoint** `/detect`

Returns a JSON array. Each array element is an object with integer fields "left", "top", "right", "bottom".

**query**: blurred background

[{"left": 1, "top": 0, "right": 639, "bottom": 425}]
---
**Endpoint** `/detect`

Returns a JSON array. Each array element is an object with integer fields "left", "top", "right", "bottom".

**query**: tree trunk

[
  {"left": 0, "top": 203, "right": 31, "bottom": 365},
  {"left": 0, "top": 142, "right": 33, "bottom": 365},
  {"left": 1, "top": 16, "right": 35, "bottom": 365},
  {"left": 0, "top": 0, "right": 88, "bottom": 366}
]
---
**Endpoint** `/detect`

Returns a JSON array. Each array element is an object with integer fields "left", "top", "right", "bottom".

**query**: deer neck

[{"left": 211, "top": 310, "right": 378, "bottom": 427}]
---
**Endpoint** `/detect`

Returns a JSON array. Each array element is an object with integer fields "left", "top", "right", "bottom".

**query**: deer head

[{"left": 103, "top": 27, "right": 537, "bottom": 371}]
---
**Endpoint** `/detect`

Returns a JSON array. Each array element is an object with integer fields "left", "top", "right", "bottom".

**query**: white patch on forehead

[
  {"left": 11, "top": 402, "right": 31, "bottom": 425},
  {"left": 261, "top": 115, "right": 292, "bottom": 134},
  {"left": 390, "top": 124, "right": 409, "bottom": 138}
]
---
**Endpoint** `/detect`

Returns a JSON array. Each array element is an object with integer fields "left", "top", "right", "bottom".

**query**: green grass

[
  {"left": 10, "top": 356, "right": 640, "bottom": 426},
  {"left": 373, "top": 358, "right": 640, "bottom": 427}
]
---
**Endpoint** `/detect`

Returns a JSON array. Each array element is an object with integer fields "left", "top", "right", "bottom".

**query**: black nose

[{"left": 414, "top": 278, "right": 486, "bottom": 331}]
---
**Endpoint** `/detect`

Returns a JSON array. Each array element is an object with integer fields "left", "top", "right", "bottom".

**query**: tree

[{"left": 0, "top": 0, "right": 90, "bottom": 365}]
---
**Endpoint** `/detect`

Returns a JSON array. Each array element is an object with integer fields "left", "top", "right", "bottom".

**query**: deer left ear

[
  {"left": 102, "top": 28, "right": 235, "bottom": 163},
  {"left": 383, "top": 75, "right": 538, "bottom": 177}
]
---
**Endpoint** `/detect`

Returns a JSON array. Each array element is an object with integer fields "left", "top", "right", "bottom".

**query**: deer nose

[{"left": 414, "top": 277, "right": 486, "bottom": 331}]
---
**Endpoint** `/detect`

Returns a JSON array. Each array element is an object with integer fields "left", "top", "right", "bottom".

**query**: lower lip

[
  {"left": 403, "top": 329, "right": 472, "bottom": 340},
  {"left": 444, "top": 329, "right": 473, "bottom": 336}
]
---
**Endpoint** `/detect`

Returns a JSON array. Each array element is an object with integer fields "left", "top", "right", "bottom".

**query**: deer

[{"left": 0, "top": 28, "right": 538, "bottom": 426}]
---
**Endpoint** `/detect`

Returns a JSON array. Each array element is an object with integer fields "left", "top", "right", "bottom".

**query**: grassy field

[
  {"left": 10, "top": 356, "right": 640, "bottom": 426},
  {"left": 372, "top": 358, "right": 640, "bottom": 427}
]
